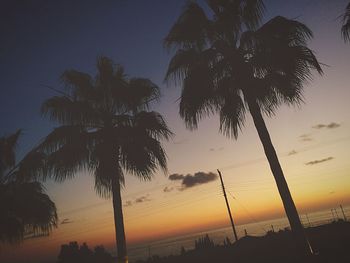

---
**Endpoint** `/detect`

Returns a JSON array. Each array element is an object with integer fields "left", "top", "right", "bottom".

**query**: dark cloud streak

[
  {"left": 61, "top": 218, "right": 73, "bottom": 225},
  {"left": 305, "top": 157, "right": 334, "bottom": 165},
  {"left": 312, "top": 122, "right": 340, "bottom": 129}
]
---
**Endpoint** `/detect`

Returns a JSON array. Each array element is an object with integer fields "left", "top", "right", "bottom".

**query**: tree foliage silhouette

[
  {"left": 0, "top": 130, "right": 57, "bottom": 243},
  {"left": 341, "top": 2, "right": 350, "bottom": 42},
  {"left": 39, "top": 57, "right": 172, "bottom": 262},
  {"left": 164, "top": 0, "right": 322, "bottom": 256},
  {"left": 57, "top": 241, "right": 113, "bottom": 263}
]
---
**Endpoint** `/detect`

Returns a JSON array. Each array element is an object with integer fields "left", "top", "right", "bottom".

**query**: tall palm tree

[
  {"left": 164, "top": 0, "right": 322, "bottom": 256},
  {"left": 342, "top": 2, "right": 350, "bottom": 42},
  {"left": 39, "top": 57, "right": 172, "bottom": 262},
  {"left": 0, "top": 130, "right": 57, "bottom": 244}
]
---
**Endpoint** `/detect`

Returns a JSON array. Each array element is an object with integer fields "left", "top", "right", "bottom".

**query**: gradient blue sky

[{"left": 1, "top": 1, "right": 350, "bottom": 262}]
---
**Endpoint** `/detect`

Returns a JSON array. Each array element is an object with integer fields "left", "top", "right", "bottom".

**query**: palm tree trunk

[
  {"left": 112, "top": 175, "right": 128, "bottom": 263},
  {"left": 247, "top": 98, "right": 312, "bottom": 257}
]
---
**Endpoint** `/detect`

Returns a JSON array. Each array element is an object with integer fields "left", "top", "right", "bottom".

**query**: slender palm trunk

[
  {"left": 112, "top": 175, "right": 128, "bottom": 263},
  {"left": 247, "top": 98, "right": 312, "bottom": 257}
]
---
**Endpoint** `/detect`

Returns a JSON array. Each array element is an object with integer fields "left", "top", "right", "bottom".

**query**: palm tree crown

[
  {"left": 165, "top": 0, "right": 322, "bottom": 137},
  {"left": 39, "top": 56, "right": 172, "bottom": 261},
  {"left": 0, "top": 130, "right": 57, "bottom": 244},
  {"left": 40, "top": 57, "right": 171, "bottom": 194}
]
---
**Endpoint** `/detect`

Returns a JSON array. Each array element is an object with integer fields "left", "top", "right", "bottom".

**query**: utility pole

[
  {"left": 217, "top": 169, "right": 238, "bottom": 241},
  {"left": 340, "top": 205, "right": 347, "bottom": 221},
  {"left": 331, "top": 208, "right": 336, "bottom": 221},
  {"left": 305, "top": 213, "right": 311, "bottom": 227},
  {"left": 334, "top": 208, "right": 339, "bottom": 220}
]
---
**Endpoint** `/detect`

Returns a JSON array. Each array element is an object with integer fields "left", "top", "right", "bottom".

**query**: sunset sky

[{"left": 1, "top": 0, "right": 350, "bottom": 262}]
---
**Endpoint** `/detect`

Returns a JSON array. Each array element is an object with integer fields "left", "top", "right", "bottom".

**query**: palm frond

[
  {"left": 38, "top": 126, "right": 92, "bottom": 182},
  {"left": 164, "top": 1, "right": 210, "bottom": 51},
  {"left": 14, "top": 151, "right": 47, "bottom": 182},
  {"left": 256, "top": 16, "right": 313, "bottom": 47},
  {"left": 216, "top": 78, "right": 246, "bottom": 138},
  {"left": 126, "top": 78, "right": 160, "bottom": 110},
  {"left": 0, "top": 182, "right": 57, "bottom": 243},
  {"left": 41, "top": 96, "right": 100, "bottom": 126},
  {"left": 0, "top": 130, "right": 21, "bottom": 174},
  {"left": 96, "top": 56, "right": 115, "bottom": 88},
  {"left": 93, "top": 160, "right": 124, "bottom": 198},
  {"left": 120, "top": 135, "right": 167, "bottom": 179},
  {"left": 60, "top": 70, "right": 95, "bottom": 100},
  {"left": 241, "top": 0, "right": 265, "bottom": 30},
  {"left": 179, "top": 59, "right": 218, "bottom": 129},
  {"left": 165, "top": 48, "right": 199, "bottom": 84},
  {"left": 134, "top": 111, "right": 173, "bottom": 140},
  {"left": 342, "top": 2, "right": 350, "bottom": 42}
]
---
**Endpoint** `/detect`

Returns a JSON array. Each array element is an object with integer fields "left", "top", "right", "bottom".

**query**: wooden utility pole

[
  {"left": 217, "top": 169, "right": 238, "bottom": 241},
  {"left": 334, "top": 208, "right": 339, "bottom": 220},
  {"left": 305, "top": 213, "right": 311, "bottom": 227},
  {"left": 340, "top": 205, "right": 347, "bottom": 221},
  {"left": 331, "top": 208, "right": 336, "bottom": 221}
]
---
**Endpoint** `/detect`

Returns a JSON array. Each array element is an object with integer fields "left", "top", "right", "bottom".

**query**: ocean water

[{"left": 127, "top": 206, "right": 349, "bottom": 262}]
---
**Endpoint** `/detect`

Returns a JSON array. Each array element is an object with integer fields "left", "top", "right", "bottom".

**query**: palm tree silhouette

[
  {"left": 39, "top": 57, "right": 172, "bottom": 262},
  {"left": 164, "top": 0, "right": 322, "bottom": 256},
  {"left": 342, "top": 2, "right": 350, "bottom": 42},
  {"left": 0, "top": 130, "right": 57, "bottom": 243}
]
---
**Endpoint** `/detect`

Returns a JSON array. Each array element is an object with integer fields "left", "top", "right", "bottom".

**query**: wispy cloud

[
  {"left": 209, "top": 147, "right": 224, "bottom": 152},
  {"left": 299, "top": 133, "right": 313, "bottom": 142},
  {"left": 168, "top": 171, "right": 218, "bottom": 190},
  {"left": 312, "top": 122, "right": 340, "bottom": 130},
  {"left": 135, "top": 195, "right": 151, "bottom": 203},
  {"left": 305, "top": 157, "right": 334, "bottom": 165},
  {"left": 288, "top": 150, "right": 298, "bottom": 156},
  {"left": 124, "top": 201, "right": 133, "bottom": 207},
  {"left": 163, "top": 186, "right": 174, "bottom": 193},
  {"left": 173, "top": 138, "right": 188, "bottom": 145},
  {"left": 61, "top": 218, "right": 73, "bottom": 225},
  {"left": 124, "top": 195, "right": 151, "bottom": 207}
]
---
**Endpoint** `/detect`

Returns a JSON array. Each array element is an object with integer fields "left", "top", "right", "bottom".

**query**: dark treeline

[
  {"left": 57, "top": 241, "right": 113, "bottom": 263},
  {"left": 134, "top": 221, "right": 350, "bottom": 263}
]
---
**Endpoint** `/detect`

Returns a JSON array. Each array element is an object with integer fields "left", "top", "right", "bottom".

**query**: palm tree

[
  {"left": 0, "top": 130, "right": 57, "bottom": 244},
  {"left": 342, "top": 2, "right": 350, "bottom": 42},
  {"left": 164, "top": 0, "right": 322, "bottom": 256},
  {"left": 39, "top": 56, "right": 172, "bottom": 262}
]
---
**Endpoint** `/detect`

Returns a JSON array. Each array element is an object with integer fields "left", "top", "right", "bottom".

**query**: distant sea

[{"left": 126, "top": 206, "right": 349, "bottom": 262}]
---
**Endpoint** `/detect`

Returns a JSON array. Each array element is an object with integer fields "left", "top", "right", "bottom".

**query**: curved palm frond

[
  {"left": 166, "top": 48, "right": 219, "bottom": 129},
  {"left": 126, "top": 78, "right": 160, "bottom": 111},
  {"left": 0, "top": 132, "right": 57, "bottom": 244},
  {"left": 60, "top": 70, "right": 95, "bottom": 100},
  {"left": 164, "top": 1, "right": 210, "bottom": 51},
  {"left": 342, "top": 2, "right": 350, "bottom": 42},
  {"left": 208, "top": 0, "right": 264, "bottom": 41},
  {"left": 120, "top": 135, "right": 168, "bottom": 179},
  {"left": 249, "top": 16, "right": 322, "bottom": 109},
  {"left": 0, "top": 130, "right": 21, "bottom": 177},
  {"left": 134, "top": 111, "right": 173, "bottom": 140},
  {"left": 0, "top": 181, "right": 57, "bottom": 243},
  {"left": 41, "top": 96, "right": 100, "bottom": 126},
  {"left": 14, "top": 150, "right": 47, "bottom": 182},
  {"left": 216, "top": 77, "right": 246, "bottom": 138},
  {"left": 39, "top": 126, "right": 93, "bottom": 182}
]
